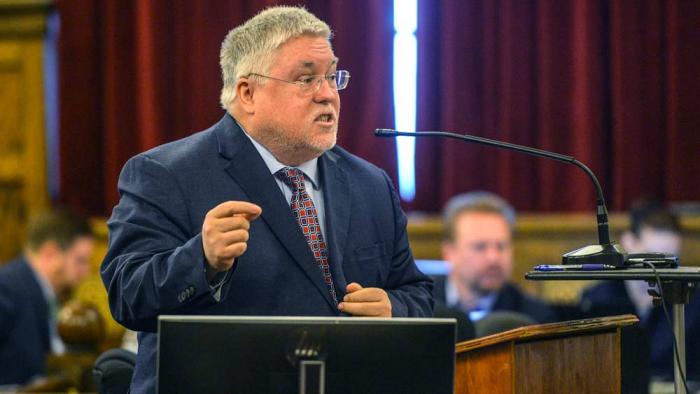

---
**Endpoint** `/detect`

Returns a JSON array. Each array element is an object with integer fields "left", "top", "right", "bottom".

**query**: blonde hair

[{"left": 219, "top": 6, "right": 332, "bottom": 109}]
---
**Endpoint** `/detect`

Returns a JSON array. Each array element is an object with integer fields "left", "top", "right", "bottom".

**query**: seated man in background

[
  {"left": 580, "top": 201, "right": 700, "bottom": 385},
  {"left": 434, "top": 191, "right": 555, "bottom": 334},
  {"left": 0, "top": 209, "right": 94, "bottom": 386}
]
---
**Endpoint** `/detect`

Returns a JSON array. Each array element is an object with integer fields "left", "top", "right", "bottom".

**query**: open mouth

[{"left": 315, "top": 113, "right": 334, "bottom": 123}]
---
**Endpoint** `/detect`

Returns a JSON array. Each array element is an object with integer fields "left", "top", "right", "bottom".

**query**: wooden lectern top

[
  {"left": 454, "top": 315, "right": 639, "bottom": 393},
  {"left": 457, "top": 314, "right": 638, "bottom": 353}
]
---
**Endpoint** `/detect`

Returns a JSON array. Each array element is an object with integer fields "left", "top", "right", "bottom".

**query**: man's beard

[
  {"left": 471, "top": 283, "right": 497, "bottom": 298},
  {"left": 469, "top": 273, "right": 507, "bottom": 297},
  {"left": 256, "top": 121, "right": 337, "bottom": 164}
]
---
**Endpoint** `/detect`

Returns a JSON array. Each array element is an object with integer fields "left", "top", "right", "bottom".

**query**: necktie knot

[{"left": 277, "top": 167, "right": 305, "bottom": 192}]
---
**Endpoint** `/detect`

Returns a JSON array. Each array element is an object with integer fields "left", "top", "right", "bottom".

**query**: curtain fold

[
  {"left": 57, "top": 1, "right": 699, "bottom": 215},
  {"left": 57, "top": 0, "right": 396, "bottom": 215},
  {"left": 414, "top": 0, "right": 699, "bottom": 212}
]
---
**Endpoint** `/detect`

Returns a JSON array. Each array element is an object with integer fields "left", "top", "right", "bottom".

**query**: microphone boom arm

[{"left": 375, "top": 128, "right": 624, "bottom": 267}]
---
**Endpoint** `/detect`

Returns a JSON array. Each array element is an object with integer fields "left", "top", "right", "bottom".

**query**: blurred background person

[
  {"left": 0, "top": 209, "right": 94, "bottom": 386},
  {"left": 434, "top": 191, "right": 555, "bottom": 335},
  {"left": 581, "top": 201, "right": 700, "bottom": 390}
]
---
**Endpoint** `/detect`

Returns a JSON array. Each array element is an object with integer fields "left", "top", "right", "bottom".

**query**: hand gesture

[
  {"left": 338, "top": 282, "right": 392, "bottom": 317},
  {"left": 202, "top": 201, "right": 262, "bottom": 274}
]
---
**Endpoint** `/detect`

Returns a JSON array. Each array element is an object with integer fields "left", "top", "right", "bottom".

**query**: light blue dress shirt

[
  {"left": 206, "top": 123, "right": 329, "bottom": 300},
  {"left": 445, "top": 276, "right": 497, "bottom": 322},
  {"left": 240, "top": 128, "right": 327, "bottom": 241}
]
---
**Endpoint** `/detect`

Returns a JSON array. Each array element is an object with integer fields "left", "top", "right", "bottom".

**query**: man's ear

[
  {"left": 38, "top": 240, "right": 61, "bottom": 259},
  {"left": 441, "top": 241, "right": 455, "bottom": 268},
  {"left": 236, "top": 78, "right": 256, "bottom": 114}
]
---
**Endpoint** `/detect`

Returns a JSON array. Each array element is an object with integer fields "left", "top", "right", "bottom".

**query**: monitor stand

[
  {"left": 651, "top": 280, "right": 697, "bottom": 394},
  {"left": 299, "top": 359, "right": 325, "bottom": 394}
]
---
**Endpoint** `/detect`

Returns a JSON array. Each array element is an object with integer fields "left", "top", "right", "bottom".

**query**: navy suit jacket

[
  {"left": 432, "top": 276, "right": 556, "bottom": 324},
  {"left": 0, "top": 257, "right": 51, "bottom": 385},
  {"left": 101, "top": 115, "right": 434, "bottom": 393},
  {"left": 581, "top": 280, "right": 700, "bottom": 381}
]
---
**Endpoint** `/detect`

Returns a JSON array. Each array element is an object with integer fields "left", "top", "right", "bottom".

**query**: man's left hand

[{"left": 338, "top": 282, "right": 392, "bottom": 317}]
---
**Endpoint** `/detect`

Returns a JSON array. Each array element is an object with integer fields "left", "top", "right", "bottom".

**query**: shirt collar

[
  {"left": 237, "top": 120, "right": 320, "bottom": 190},
  {"left": 445, "top": 276, "right": 461, "bottom": 308},
  {"left": 446, "top": 276, "right": 498, "bottom": 313}
]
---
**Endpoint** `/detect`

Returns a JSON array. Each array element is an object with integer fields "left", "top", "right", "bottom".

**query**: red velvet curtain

[
  {"left": 58, "top": 1, "right": 700, "bottom": 216},
  {"left": 413, "top": 0, "right": 700, "bottom": 212},
  {"left": 57, "top": 0, "right": 396, "bottom": 215}
]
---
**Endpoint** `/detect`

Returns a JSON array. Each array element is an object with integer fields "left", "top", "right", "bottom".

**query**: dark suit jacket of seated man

[
  {"left": 581, "top": 281, "right": 700, "bottom": 382},
  {"left": 432, "top": 276, "right": 555, "bottom": 325},
  {"left": 0, "top": 257, "right": 51, "bottom": 386},
  {"left": 100, "top": 7, "right": 433, "bottom": 393},
  {"left": 0, "top": 210, "right": 93, "bottom": 387}
]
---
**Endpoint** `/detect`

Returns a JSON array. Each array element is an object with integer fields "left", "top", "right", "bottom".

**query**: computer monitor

[{"left": 158, "top": 316, "right": 456, "bottom": 394}]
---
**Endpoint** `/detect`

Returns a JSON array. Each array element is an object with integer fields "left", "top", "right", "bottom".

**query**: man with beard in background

[{"left": 434, "top": 191, "right": 554, "bottom": 329}]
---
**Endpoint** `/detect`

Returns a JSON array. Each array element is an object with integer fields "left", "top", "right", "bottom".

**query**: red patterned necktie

[{"left": 277, "top": 167, "right": 338, "bottom": 304}]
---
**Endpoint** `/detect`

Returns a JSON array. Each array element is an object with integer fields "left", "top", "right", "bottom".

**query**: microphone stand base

[{"left": 562, "top": 243, "right": 627, "bottom": 267}]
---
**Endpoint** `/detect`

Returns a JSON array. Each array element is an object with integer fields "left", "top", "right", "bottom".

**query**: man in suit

[
  {"left": 0, "top": 210, "right": 94, "bottom": 386},
  {"left": 434, "top": 191, "right": 554, "bottom": 327},
  {"left": 101, "top": 6, "right": 433, "bottom": 393},
  {"left": 581, "top": 201, "right": 700, "bottom": 386}
]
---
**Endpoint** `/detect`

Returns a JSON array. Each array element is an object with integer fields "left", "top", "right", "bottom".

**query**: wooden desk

[{"left": 454, "top": 315, "right": 639, "bottom": 393}]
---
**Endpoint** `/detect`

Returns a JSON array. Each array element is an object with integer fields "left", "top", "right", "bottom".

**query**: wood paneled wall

[{"left": 0, "top": 0, "right": 52, "bottom": 261}]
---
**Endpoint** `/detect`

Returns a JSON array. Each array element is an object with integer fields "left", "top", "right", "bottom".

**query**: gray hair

[
  {"left": 219, "top": 6, "right": 332, "bottom": 109},
  {"left": 443, "top": 191, "right": 516, "bottom": 240}
]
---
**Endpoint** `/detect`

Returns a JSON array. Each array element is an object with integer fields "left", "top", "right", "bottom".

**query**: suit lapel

[
  {"left": 215, "top": 117, "right": 337, "bottom": 309},
  {"left": 319, "top": 151, "right": 351, "bottom": 297}
]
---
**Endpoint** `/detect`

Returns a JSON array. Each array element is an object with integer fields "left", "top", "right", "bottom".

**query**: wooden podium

[{"left": 454, "top": 315, "right": 639, "bottom": 393}]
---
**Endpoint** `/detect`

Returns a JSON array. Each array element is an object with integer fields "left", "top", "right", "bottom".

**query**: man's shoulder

[
  {"left": 0, "top": 257, "right": 33, "bottom": 295},
  {"left": 134, "top": 127, "right": 218, "bottom": 170},
  {"left": 579, "top": 280, "right": 626, "bottom": 302},
  {"left": 497, "top": 282, "right": 554, "bottom": 322},
  {"left": 0, "top": 257, "right": 29, "bottom": 280},
  {"left": 126, "top": 115, "right": 237, "bottom": 172},
  {"left": 498, "top": 283, "right": 539, "bottom": 304}
]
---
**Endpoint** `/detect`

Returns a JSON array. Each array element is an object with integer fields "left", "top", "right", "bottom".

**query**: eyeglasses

[{"left": 248, "top": 70, "right": 350, "bottom": 95}]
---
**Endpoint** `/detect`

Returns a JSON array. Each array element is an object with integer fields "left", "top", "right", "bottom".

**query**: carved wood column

[{"left": 0, "top": 0, "right": 52, "bottom": 261}]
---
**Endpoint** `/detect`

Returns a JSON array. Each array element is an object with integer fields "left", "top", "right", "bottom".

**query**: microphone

[{"left": 375, "top": 128, "right": 627, "bottom": 267}]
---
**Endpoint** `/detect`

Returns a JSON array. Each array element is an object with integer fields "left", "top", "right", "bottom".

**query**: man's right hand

[{"left": 202, "top": 201, "right": 262, "bottom": 274}]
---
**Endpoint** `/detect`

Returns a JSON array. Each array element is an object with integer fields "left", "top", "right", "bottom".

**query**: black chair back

[{"left": 93, "top": 348, "right": 136, "bottom": 394}]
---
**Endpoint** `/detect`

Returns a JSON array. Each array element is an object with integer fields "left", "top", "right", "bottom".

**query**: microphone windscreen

[{"left": 374, "top": 128, "right": 397, "bottom": 136}]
